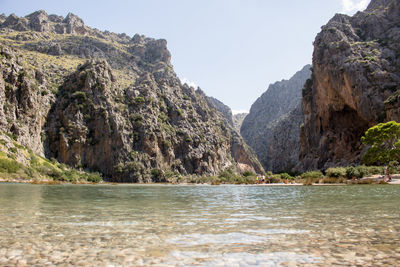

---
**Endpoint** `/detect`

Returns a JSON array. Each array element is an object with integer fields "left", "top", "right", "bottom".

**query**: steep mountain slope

[
  {"left": 233, "top": 113, "right": 248, "bottom": 132},
  {"left": 0, "top": 10, "right": 263, "bottom": 182},
  {"left": 241, "top": 65, "right": 311, "bottom": 172},
  {"left": 299, "top": 0, "right": 400, "bottom": 171}
]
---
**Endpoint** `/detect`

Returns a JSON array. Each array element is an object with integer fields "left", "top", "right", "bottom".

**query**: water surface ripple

[{"left": 0, "top": 184, "right": 399, "bottom": 266}]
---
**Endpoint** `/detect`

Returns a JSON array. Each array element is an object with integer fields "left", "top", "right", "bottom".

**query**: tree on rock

[{"left": 361, "top": 121, "right": 400, "bottom": 166}]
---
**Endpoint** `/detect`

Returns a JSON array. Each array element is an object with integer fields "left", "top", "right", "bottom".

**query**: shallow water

[{"left": 0, "top": 184, "right": 399, "bottom": 266}]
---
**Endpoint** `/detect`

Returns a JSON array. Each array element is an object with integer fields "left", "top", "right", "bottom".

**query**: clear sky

[{"left": 1, "top": 0, "right": 370, "bottom": 113}]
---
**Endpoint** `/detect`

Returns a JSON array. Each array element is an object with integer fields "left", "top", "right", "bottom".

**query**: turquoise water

[{"left": 0, "top": 184, "right": 399, "bottom": 266}]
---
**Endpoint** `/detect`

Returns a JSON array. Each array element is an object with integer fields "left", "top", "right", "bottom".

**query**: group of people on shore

[{"left": 256, "top": 175, "right": 267, "bottom": 184}]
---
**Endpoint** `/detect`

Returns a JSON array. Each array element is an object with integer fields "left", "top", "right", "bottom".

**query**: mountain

[
  {"left": 0, "top": 10, "right": 263, "bottom": 182},
  {"left": 241, "top": 65, "right": 311, "bottom": 172},
  {"left": 233, "top": 113, "right": 248, "bottom": 132},
  {"left": 299, "top": 0, "right": 400, "bottom": 171},
  {"left": 207, "top": 97, "right": 234, "bottom": 125}
]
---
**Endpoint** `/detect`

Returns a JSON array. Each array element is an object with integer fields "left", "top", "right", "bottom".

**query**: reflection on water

[{"left": 0, "top": 184, "right": 399, "bottom": 266}]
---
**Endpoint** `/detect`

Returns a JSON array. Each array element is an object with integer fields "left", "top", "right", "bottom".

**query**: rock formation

[
  {"left": 299, "top": 0, "right": 400, "bottom": 171},
  {"left": 207, "top": 97, "right": 234, "bottom": 125},
  {"left": 0, "top": 10, "right": 263, "bottom": 182},
  {"left": 233, "top": 113, "right": 248, "bottom": 132},
  {"left": 241, "top": 65, "right": 311, "bottom": 172}
]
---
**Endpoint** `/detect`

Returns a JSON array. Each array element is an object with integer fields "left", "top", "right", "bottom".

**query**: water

[{"left": 0, "top": 184, "right": 399, "bottom": 266}]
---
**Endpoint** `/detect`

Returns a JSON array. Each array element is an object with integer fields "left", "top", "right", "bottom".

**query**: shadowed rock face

[
  {"left": 241, "top": 65, "right": 311, "bottom": 173},
  {"left": 299, "top": 0, "right": 400, "bottom": 171},
  {"left": 0, "top": 11, "right": 263, "bottom": 182}
]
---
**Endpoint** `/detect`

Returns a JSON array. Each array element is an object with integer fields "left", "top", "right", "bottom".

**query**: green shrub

[
  {"left": 84, "top": 172, "right": 102, "bottom": 183},
  {"left": 39, "top": 164, "right": 63, "bottom": 180},
  {"left": 129, "top": 114, "right": 143, "bottom": 122},
  {"left": 158, "top": 112, "right": 168, "bottom": 122},
  {"left": 151, "top": 168, "right": 165, "bottom": 182},
  {"left": 280, "top": 173, "right": 295, "bottom": 180},
  {"left": 388, "top": 161, "right": 399, "bottom": 174},
  {"left": 301, "top": 171, "right": 324, "bottom": 185},
  {"left": 133, "top": 96, "right": 145, "bottom": 105},
  {"left": 23, "top": 166, "right": 36, "bottom": 178},
  {"left": 161, "top": 140, "right": 171, "bottom": 150},
  {"left": 242, "top": 170, "right": 255, "bottom": 177},
  {"left": 9, "top": 147, "right": 18, "bottom": 154},
  {"left": 326, "top": 167, "right": 346, "bottom": 178},
  {"left": 71, "top": 91, "right": 87, "bottom": 103},
  {"left": 355, "top": 165, "right": 369, "bottom": 178},
  {"left": 367, "top": 166, "right": 384, "bottom": 175},
  {"left": 345, "top": 166, "right": 359, "bottom": 179},
  {"left": 0, "top": 158, "right": 21, "bottom": 173},
  {"left": 270, "top": 174, "right": 282, "bottom": 183},
  {"left": 319, "top": 177, "right": 347, "bottom": 184},
  {"left": 301, "top": 171, "right": 324, "bottom": 179},
  {"left": 219, "top": 168, "right": 236, "bottom": 179}
]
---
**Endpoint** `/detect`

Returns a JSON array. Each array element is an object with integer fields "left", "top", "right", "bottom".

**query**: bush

[
  {"left": 300, "top": 171, "right": 324, "bottom": 179},
  {"left": 133, "top": 96, "right": 145, "bottom": 105},
  {"left": 280, "top": 173, "right": 295, "bottom": 180},
  {"left": 219, "top": 168, "right": 236, "bottom": 179},
  {"left": 345, "top": 166, "right": 359, "bottom": 179},
  {"left": 71, "top": 91, "right": 87, "bottom": 103},
  {"left": 319, "top": 177, "right": 347, "bottom": 184},
  {"left": 242, "top": 170, "right": 255, "bottom": 177},
  {"left": 151, "top": 168, "right": 166, "bottom": 182},
  {"left": 367, "top": 166, "right": 384, "bottom": 175},
  {"left": 355, "top": 165, "right": 369, "bottom": 178},
  {"left": 326, "top": 167, "right": 346, "bottom": 178},
  {"left": 0, "top": 158, "right": 21, "bottom": 173},
  {"left": 84, "top": 172, "right": 102, "bottom": 183},
  {"left": 301, "top": 171, "right": 324, "bottom": 185},
  {"left": 270, "top": 174, "right": 282, "bottom": 183},
  {"left": 388, "top": 161, "right": 399, "bottom": 174},
  {"left": 39, "top": 165, "right": 63, "bottom": 180}
]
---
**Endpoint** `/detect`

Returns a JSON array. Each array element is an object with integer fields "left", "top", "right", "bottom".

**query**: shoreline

[{"left": 1, "top": 178, "right": 399, "bottom": 186}]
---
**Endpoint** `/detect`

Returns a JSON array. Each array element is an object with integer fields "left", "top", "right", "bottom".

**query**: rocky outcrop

[
  {"left": 299, "top": 0, "right": 400, "bottom": 171},
  {"left": 385, "top": 91, "right": 400, "bottom": 121},
  {"left": 207, "top": 97, "right": 234, "bottom": 125},
  {"left": 205, "top": 96, "right": 263, "bottom": 174},
  {"left": 0, "top": 46, "right": 54, "bottom": 155},
  {"left": 233, "top": 113, "right": 247, "bottom": 132},
  {"left": 1, "top": 10, "right": 89, "bottom": 35},
  {"left": 241, "top": 65, "right": 311, "bottom": 172},
  {"left": 0, "top": 11, "right": 263, "bottom": 182}
]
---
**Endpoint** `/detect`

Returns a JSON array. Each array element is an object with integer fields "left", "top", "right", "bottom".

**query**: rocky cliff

[
  {"left": 0, "top": 10, "right": 263, "bottom": 182},
  {"left": 241, "top": 65, "right": 311, "bottom": 172},
  {"left": 233, "top": 113, "right": 248, "bottom": 132},
  {"left": 299, "top": 0, "right": 400, "bottom": 171}
]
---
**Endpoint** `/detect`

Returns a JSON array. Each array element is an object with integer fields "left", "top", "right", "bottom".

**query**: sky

[{"left": 1, "top": 0, "right": 370, "bottom": 113}]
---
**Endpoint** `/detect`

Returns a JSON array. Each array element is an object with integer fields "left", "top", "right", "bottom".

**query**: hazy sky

[{"left": 1, "top": 0, "right": 370, "bottom": 113}]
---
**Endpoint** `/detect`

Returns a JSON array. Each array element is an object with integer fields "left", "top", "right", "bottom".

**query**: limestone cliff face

[
  {"left": 0, "top": 46, "right": 54, "bottom": 155},
  {"left": 0, "top": 11, "right": 263, "bottom": 181},
  {"left": 233, "top": 113, "right": 248, "bottom": 132},
  {"left": 208, "top": 97, "right": 234, "bottom": 125},
  {"left": 205, "top": 97, "right": 263, "bottom": 174},
  {"left": 241, "top": 65, "right": 311, "bottom": 172},
  {"left": 299, "top": 0, "right": 400, "bottom": 171}
]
